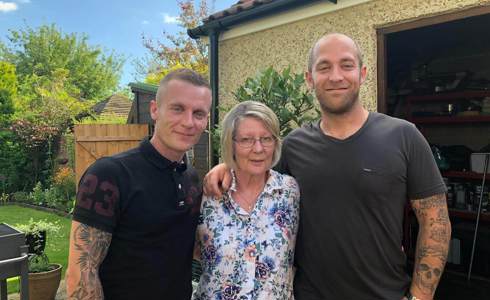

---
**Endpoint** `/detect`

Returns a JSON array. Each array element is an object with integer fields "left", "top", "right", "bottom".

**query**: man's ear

[
  {"left": 360, "top": 65, "right": 367, "bottom": 84},
  {"left": 305, "top": 71, "right": 314, "bottom": 90},
  {"left": 149, "top": 100, "right": 158, "bottom": 121}
]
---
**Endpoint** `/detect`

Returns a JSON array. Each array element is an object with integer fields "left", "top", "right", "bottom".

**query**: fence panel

[{"left": 74, "top": 124, "right": 149, "bottom": 185}]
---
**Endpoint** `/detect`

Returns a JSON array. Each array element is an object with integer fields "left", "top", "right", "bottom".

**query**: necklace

[
  {"left": 232, "top": 171, "right": 267, "bottom": 213},
  {"left": 233, "top": 191, "right": 258, "bottom": 212}
]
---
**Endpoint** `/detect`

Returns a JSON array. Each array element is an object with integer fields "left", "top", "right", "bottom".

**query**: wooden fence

[{"left": 74, "top": 124, "right": 149, "bottom": 185}]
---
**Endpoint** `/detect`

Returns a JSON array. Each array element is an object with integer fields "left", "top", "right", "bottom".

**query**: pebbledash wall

[{"left": 216, "top": 0, "right": 490, "bottom": 113}]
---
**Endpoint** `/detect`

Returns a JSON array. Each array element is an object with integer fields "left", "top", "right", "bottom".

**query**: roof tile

[
  {"left": 93, "top": 94, "right": 132, "bottom": 118},
  {"left": 206, "top": 0, "right": 276, "bottom": 22}
]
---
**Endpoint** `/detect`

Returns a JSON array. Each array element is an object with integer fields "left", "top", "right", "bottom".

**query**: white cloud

[
  {"left": 141, "top": 20, "right": 149, "bottom": 25},
  {"left": 162, "top": 13, "right": 179, "bottom": 24},
  {"left": 0, "top": 2, "right": 18, "bottom": 12}
]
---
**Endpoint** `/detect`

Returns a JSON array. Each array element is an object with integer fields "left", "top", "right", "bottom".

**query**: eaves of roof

[
  {"left": 129, "top": 82, "right": 158, "bottom": 94},
  {"left": 188, "top": 0, "right": 337, "bottom": 38}
]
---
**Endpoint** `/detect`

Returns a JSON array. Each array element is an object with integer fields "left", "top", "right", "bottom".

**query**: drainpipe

[{"left": 208, "top": 29, "right": 220, "bottom": 167}]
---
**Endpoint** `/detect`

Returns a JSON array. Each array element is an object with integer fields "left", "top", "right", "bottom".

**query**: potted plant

[
  {"left": 27, "top": 252, "right": 62, "bottom": 300},
  {"left": 15, "top": 218, "right": 60, "bottom": 254},
  {"left": 15, "top": 219, "right": 62, "bottom": 300}
]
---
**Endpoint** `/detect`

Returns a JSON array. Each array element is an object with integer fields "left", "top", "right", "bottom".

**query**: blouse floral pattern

[{"left": 193, "top": 169, "right": 300, "bottom": 300}]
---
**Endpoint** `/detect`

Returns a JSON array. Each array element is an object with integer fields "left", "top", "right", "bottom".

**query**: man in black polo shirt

[{"left": 66, "top": 69, "right": 212, "bottom": 300}]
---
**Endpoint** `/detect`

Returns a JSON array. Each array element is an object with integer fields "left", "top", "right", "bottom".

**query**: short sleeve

[
  {"left": 274, "top": 138, "right": 291, "bottom": 175},
  {"left": 72, "top": 157, "right": 122, "bottom": 233},
  {"left": 406, "top": 124, "right": 447, "bottom": 200}
]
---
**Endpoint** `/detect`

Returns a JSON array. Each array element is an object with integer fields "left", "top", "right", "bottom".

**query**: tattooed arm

[
  {"left": 409, "top": 193, "right": 451, "bottom": 300},
  {"left": 66, "top": 220, "right": 112, "bottom": 300}
]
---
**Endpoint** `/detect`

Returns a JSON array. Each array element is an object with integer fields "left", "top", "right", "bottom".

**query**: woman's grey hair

[{"left": 221, "top": 101, "right": 282, "bottom": 170}]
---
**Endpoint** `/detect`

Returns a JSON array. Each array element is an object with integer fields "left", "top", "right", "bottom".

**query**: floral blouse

[{"left": 193, "top": 169, "right": 300, "bottom": 300}]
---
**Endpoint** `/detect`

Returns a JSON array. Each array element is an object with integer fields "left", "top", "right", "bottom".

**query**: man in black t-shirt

[
  {"left": 204, "top": 34, "right": 451, "bottom": 300},
  {"left": 66, "top": 69, "right": 212, "bottom": 300}
]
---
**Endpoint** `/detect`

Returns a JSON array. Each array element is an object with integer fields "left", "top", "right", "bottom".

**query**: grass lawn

[{"left": 0, "top": 204, "right": 71, "bottom": 294}]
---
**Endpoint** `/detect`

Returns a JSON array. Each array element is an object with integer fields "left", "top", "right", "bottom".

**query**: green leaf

[{"left": 232, "top": 65, "right": 319, "bottom": 138}]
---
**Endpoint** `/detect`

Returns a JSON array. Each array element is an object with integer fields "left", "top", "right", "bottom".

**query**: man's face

[
  {"left": 150, "top": 79, "right": 211, "bottom": 161},
  {"left": 306, "top": 35, "right": 367, "bottom": 115}
]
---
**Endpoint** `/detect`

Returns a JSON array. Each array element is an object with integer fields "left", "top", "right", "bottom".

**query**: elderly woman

[{"left": 193, "top": 101, "right": 300, "bottom": 300}]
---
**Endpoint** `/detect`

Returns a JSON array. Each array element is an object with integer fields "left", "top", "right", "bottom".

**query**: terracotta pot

[{"left": 28, "top": 263, "right": 62, "bottom": 300}]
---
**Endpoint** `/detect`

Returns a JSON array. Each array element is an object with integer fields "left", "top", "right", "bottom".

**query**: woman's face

[{"left": 233, "top": 117, "right": 275, "bottom": 177}]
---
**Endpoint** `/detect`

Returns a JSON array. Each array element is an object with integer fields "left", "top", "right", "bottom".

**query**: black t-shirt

[
  {"left": 278, "top": 112, "right": 446, "bottom": 300},
  {"left": 73, "top": 138, "right": 202, "bottom": 300}
]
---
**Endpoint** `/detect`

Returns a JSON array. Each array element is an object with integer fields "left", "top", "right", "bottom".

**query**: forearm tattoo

[
  {"left": 69, "top": 223, "right": 112, "bottom": 300},
  {"left": 411, "top": 193, "right": 451, "bottom": 297}
]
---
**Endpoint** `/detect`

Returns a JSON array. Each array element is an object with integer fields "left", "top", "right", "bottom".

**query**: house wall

[{"left": 217, "top": 0, "right": 490, "bottom": 113}]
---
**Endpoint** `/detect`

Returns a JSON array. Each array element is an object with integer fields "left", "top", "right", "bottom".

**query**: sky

[{"left": 0, "top": 0, "right": 237, "bottom": 87}]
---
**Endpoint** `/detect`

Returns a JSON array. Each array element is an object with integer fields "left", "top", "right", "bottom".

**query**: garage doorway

[{"left": 377, "top": 5, "right": 490, "bottom": 300}]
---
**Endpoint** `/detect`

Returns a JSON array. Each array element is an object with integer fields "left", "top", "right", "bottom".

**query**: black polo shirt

[{"left": 73, "top": 138, "right": 202, "bottom": 300}]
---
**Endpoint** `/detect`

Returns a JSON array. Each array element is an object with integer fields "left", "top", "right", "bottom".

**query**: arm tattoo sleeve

[
  {"left": 69, "top": 223, "right": 112, "bottom": 300},
  {"left": 410, "top": 193, "right": 451, "bottom": 298}
]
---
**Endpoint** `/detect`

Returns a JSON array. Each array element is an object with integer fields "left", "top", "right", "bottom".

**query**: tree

[
  {"left": 14, "top": 68, "right": 92, "bottom": 125},
  {"left": 0, "top": 62, "right": 26, "bottom": 193},
  {"left": 0, "top": 61, "right": 17, "bottom": 94},
  {"left": 139, "top": 0, "right": 211, "bottom": 83},
  {"left": 0, "top": 25, "right": 123, "bottom": 192},
  {"left": 8, "top": 68, "right": 94, "bottom": 186},
  {"left": 0, "top": 61, "right": 17, "bottom": 124},
  {"left": 1, "top": 24, "right": 123, "bottom": 100}
]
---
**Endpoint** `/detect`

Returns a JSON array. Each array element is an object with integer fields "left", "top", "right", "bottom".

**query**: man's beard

[{"left": 316, "top": 88, "right": 359, "bottom": 115}]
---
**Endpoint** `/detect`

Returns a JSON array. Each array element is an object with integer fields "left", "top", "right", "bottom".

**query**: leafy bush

[
  {"left": 30, "top": 182, "right": 45, "bottom": 206},
  {"left": 9, "top": 118, "right": 58, "bottom": 186},
  {"left": 62, "top": 130, "right": 75, "bottom": 170},
  {"left": 0, "top": 89, "right": 14, "bottom": 125},
  {"left": 0, "top": 193, "right": 9, "bottom": 204},
  {"left": 27, "top": 181, "right": 72, "bottom": 212},
  {"left": 53, "top": 167, "right": 76, "bottom": 200},
  {"left": 15, "top": 218, "right": 61, "bottom": 272},
  {"left": 24, "top": 174, "right": 75, "bottom": 212},
  {"left": 28, "top": 253, "right": 58, "bottom": 273},
  {"left": 12, "top": 191, "right": 29, "bottom": 203},
  {"left": 211, "top": 66, "right": 320, "bottom": 159},
  {"left": 0, "top": 130, "right": 32, "bottom": 193},
  {"left": 43, "top": 186, "right": 61, "bottom": 209},
  {"left": 0, "top": 61, "right": 17, "bottom": 126},
  {"left": 233, "top": 66, "right": 320, "bottom": 137},
  {"left": 15, "top": 218, "right": 61, "bottom": 238},
  {"left": 50, "top": 167, "right": 76, "bottom": 211}
]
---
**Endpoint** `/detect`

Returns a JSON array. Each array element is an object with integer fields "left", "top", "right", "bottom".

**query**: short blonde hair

[
  {"left": 155, "top": 68, "right": 209, "bottom": 105},
  {"left": 221, "top": 101, "right": 282, "bottom": 170}
]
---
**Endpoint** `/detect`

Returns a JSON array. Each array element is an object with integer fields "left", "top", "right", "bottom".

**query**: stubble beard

[{"left": 316, "top": 88, "right": 360, "bottom": 115}]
